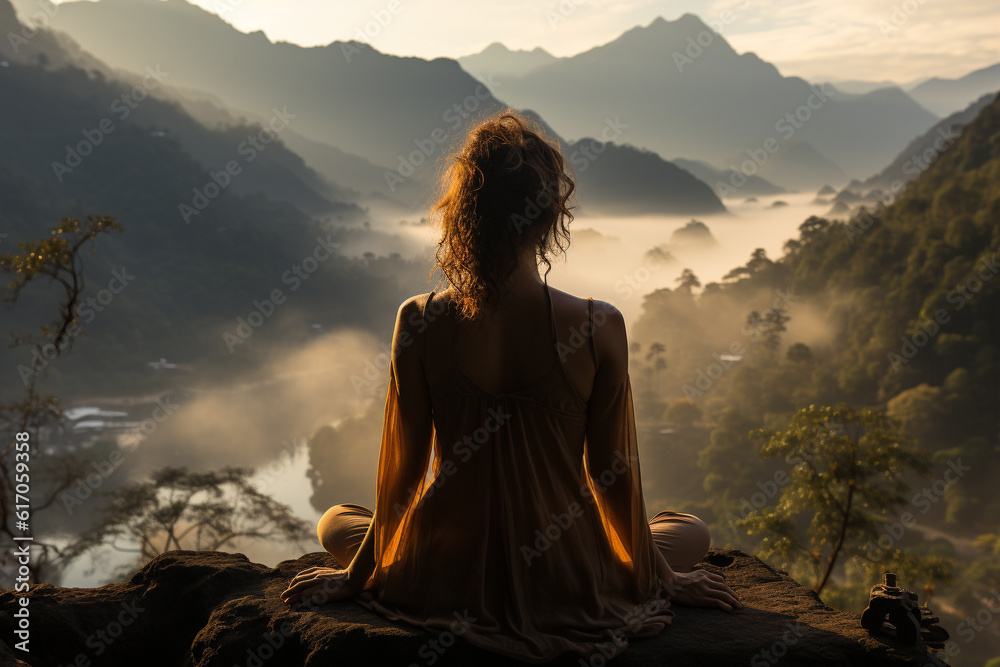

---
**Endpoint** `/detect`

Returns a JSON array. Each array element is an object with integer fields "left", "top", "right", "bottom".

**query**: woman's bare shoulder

[
  {"left": 393, "top": 292, "right": 443, "bottom": 334},
  {"left": 398, "top": 290, "right": 447, "bottom": 312},
  {"left": 548, "top": 284, "right": 621, "bottom": 316},
  {"left": 547, "top": 286, "right": 627, "bottom": 347}
]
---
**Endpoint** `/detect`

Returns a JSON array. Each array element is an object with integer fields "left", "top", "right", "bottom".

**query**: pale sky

[{"left": 60, "top": 0, "right": 1000, "bottom": 83}]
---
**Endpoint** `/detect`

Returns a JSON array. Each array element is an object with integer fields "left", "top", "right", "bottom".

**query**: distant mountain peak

[
  {"left": 0, "top": 0, "right": 18, "bottom": 31},
  {"left": 861, "top": 85, "right": 920, "bottom": 102},
  {"left": 909, "top": 60, "right": 1000, "bottom": 116},
  {"left": 458, "top": 40, "right": 558, "bottom": 81},
  {"left": 470, "top": 41, "right": 554, "bottom": 59},
  {"left": 604, "top": 13, "right": 731, "bottom": 56},
  {"left": 481, "top": 41, "right": 512, "bottom": 54},
  {"left": 675, "top": 13, "right": 711, "bottom": 28},
  {"left": 648, "top": 13, "right": 711, "bottom": 33}
]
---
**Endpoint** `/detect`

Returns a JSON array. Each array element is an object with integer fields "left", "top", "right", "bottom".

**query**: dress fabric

[{"left": 353, "top": 285, "right": 675, "bottom": 664}]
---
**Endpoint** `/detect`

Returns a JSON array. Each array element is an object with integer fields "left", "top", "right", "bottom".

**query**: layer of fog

[{"left": 377, "top": 193, "right": 830, "bottom": 323}]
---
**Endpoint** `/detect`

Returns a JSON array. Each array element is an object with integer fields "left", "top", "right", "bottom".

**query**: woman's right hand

[
  {"left": 667, "top": 569, "right": 742, "bottom": 611},
  {"left": 280, "top": 567, "right": 360, "bottom": 609}
]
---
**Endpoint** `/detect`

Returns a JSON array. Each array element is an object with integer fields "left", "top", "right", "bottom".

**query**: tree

[
  {"left": 723, "top": 248, "right": 773, "bottom": 281},
  {"left": 628, "top": 342, "right": 642, "bottom": 366},
  {"left": 745, "top": 307, "right": 790, "bottom": 354},
  {"left": 645, "top": 342, "right": 667, "bottom": 392},
  {"left": 735, "top": 404, "right": 940, "bottom": 595},
  {"left": 68, "top": 467, "right": 312, "bottom": 577},
  {"left": 664, "top": 399, "right": 702, "bottom": 428},
  {"left": 676, "top": 268, "right": 701, "bottom": 292},
  {"left": 0, "top": 215, "right": 123, "bottom": 584},
  {"left": 797, "top": 216, "right": 830, "bottom": 239},
  {"left": 786, "top": 342, "right": 813, "bottom": 364}
]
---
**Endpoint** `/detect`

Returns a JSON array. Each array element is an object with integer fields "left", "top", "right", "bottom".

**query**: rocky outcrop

[{"left": 0, "top": 549, "right": 944, "bottom": 666}]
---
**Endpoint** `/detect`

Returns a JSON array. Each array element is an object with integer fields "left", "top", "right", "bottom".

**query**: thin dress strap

[
  {"left": 422, "top": 291, "right": 436, "bottom": 320},
  {"left": 420, "top": 291, "right": 436, "bottom": 375},
  {"left": 445, "top": 291, "right": 459, "bottom": 370},
  {"left": 544, "top": 281, "right": 560, "bottom": 364},
  {"left": 587, "top": 297, "right": 598, "bottom": 368}
]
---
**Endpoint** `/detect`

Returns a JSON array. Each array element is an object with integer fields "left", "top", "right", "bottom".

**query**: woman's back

[
  {"left": 432, "top": 282, "right": 597, "bottom": 404},
  {"left": 357, "top": 283, "right": 675, "bottom": 663}
]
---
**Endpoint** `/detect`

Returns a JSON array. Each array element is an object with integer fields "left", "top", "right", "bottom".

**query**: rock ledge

[{"left": 0, "top": 549, "right": 942, "bottom": 666}]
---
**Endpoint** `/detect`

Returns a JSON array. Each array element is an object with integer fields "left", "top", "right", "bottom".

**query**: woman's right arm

[
  {"left": 583, "top": 302, "right": 666, "bottom": 596},
  {"left": 584, "top": 301, "right": 739, "bottom": 611}
]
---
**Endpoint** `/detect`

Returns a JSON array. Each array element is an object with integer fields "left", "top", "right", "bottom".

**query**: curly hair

[{"left": 431, "top": 110, "right": 575, "bottom": 320}]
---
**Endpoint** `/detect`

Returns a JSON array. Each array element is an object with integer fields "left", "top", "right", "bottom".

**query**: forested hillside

[
  {"left": 628, "top": 91, "right": 999, "bottom": 662},
  {"left": 630, "top": 87, "right": 999, "bottom": 578},
  {"left": 0, "top": 61, "right": 427, "bottom": 398}
]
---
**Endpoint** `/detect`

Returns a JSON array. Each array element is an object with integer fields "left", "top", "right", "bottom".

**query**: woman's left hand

[{"left": 280, "top": 567, "right": 361, "bottom": 609}]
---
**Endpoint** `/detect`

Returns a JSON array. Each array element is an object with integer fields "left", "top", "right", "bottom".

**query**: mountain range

[
  {"left": 20, "top": 0, "right": 499, "bottom": 170},
  {"left": 670, "top": 159, "right": 785, "bottom": 199},
  {"left": 9, "top": 0, "right": 996, "bottom": 200},
  {"left": 907, "top": 63, "right": 1000, "bottom": 117},
  {"left": 457, "top": 42, "right": 558, "bottom": 81},
  {"left": 823, "top": 63, "right": 1000, "bottom": 119},
  {"left": 456, "top": 14, "right": 938, "bottom": 186},
  {"left": 17, "top": 0, "right": 728, "bottom": 215},
  {"left": 460, "top": 37, "right": 1000, "bottom": 126},
  {"left": 720, "top": 140, "right": 846, "bottom": 193},
  {"left": 827, "top": 92, "right": 998, "bottom": 216},
  {"left": 0, "top": 0, "right": 426, "bottom": 395},
  {"left": 519, "top": 110, "right": 724, "bottom": 215},
  {"left": 0, "top": 0, "right": 740, "bottom": 394}
]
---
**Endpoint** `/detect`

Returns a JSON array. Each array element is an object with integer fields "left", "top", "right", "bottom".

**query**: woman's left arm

[
  {"left": 282, "top": 296, "right": 434, "bottom": 607},
  {"left": 366, "top": 294, "right": 436, "bottom": 564}
]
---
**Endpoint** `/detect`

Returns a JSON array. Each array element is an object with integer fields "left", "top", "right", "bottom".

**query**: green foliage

[
  {"left": 823, "top": 548, "right": 953, "bottom": 614},
  {"left": 634, "top": 94, "right": 1000, "bottom": 543},
  {"left": 1, "top": 215, "right": 123, "bottom": 290},
  {"left": 733, "top": 404, "right": 941, "bottom": 595},
  {"left": 698, "top": 410, "right": 760, "bottom": 495},
  {"left": 967, "top": 530, "right": 1000, "bottom": 591},
  {"left": 1, "top": 215, "right": 123, "bottom": 359}
]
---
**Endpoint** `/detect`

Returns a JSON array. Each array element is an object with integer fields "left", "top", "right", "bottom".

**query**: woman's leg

[
  {"left": 648, "top": 510, "right": 711, "bottom": 573},
  {"left": 317, "top": 503, "right": 373, "bottom": 568}
]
